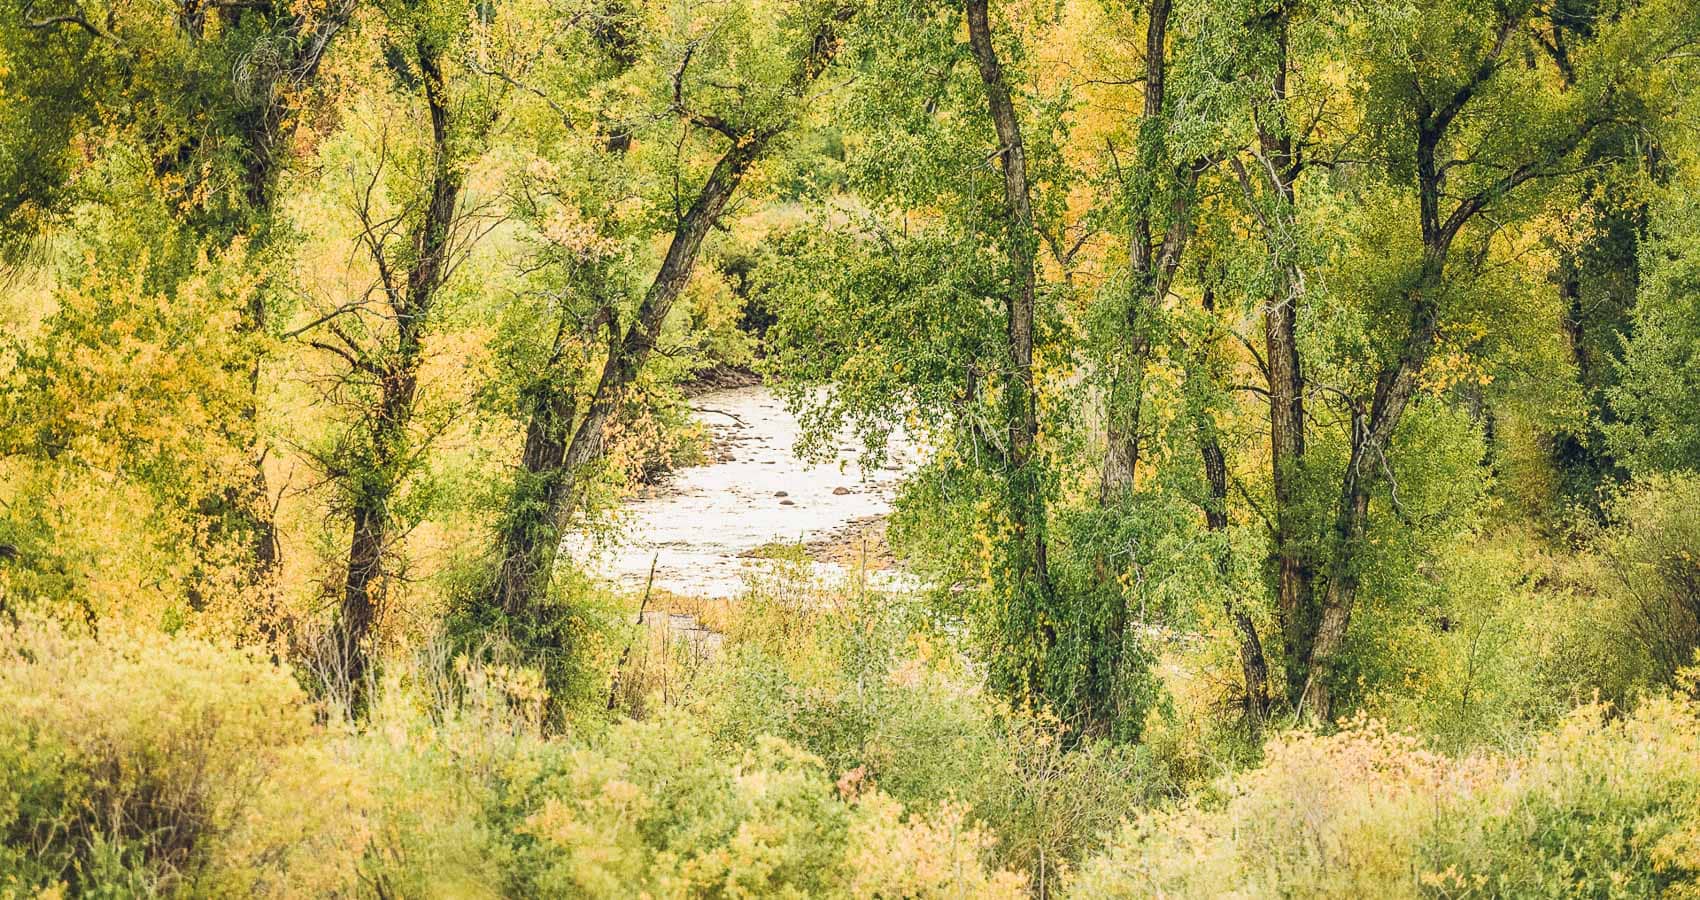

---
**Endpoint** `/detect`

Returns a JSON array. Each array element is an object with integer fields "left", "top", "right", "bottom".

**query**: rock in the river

[
  {"left": 780, "top": 499, "right": 796, "bottom": 506},
  {"left": 832, "top": 486, "right": 852, "bottom": 495},
  {"left": 774, "top": 490, "right": 789, "bottom": 497}
]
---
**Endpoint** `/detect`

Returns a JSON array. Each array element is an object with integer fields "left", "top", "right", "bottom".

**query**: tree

[
  {"left": 1292, "top": 0, "right": 1699, "bottom": 719},
  {"left": 0, "top": 0, "right": 354, "bottom": 622},
  {"left": 485, "top": 0, "right": 859, "bottom": 631},
  {"left": 295, "top": 0, "right": 497, "bottom": 704},
  {"left": 964, "top": 0, "right": 1055, "bottom": 633}
]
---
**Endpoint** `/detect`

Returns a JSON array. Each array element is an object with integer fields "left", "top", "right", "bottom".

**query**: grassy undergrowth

[{"left": 5, "top": 562, "right": 1700, "bottom": 897}]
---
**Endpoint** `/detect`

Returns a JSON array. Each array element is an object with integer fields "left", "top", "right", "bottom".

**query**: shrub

[
  {"left": 1591, "top": 475, "right": 1700, "bottom": 692},
  {"left": 507, "top": 715, "right": 1026, "bottom": 898},
  {"left": 1070, "top": 678, "right": 1700, "bottom": 898},
  {"left": 689, "top": 572, "right": 1170, "bottom": 886},
  {"left": 0, "top": 618, "right": 313, "bottom": 894}
]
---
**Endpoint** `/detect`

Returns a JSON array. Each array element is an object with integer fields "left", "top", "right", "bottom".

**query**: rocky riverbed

[{"left": 574, "top": 386, "right": 921, "bottom": 599}]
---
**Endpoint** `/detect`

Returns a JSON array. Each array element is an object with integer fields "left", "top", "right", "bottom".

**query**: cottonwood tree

[
  {"left": 296, "top": 0, "right": 499, "bottom": 705},
  {"left": 483, "top": 0, "right": 860, "bottom": 638},
  {"left": 0, "top": 0, "right": 353, "bottom": 623},
  {"left": 757, "top": 0, "right": 1178, "bottom": 736},
  {"left": 1085, "top": 0, "right": 1278, "bottom": 724},
  {"left": 965, "top": 0, "right": 1054, "bottom": 632},
  {"left": 1245, "top": 0, "right": 1700, "bottom": 720}
]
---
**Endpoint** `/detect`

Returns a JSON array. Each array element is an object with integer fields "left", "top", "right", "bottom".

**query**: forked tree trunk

[
  {"left": 336, "top": 42, "right": 467, "bottom": 705},
  {"left": 1099, "top": 0, "right": 1197, "bottom": 503},
  {"left": 1299, "top": 8, "right": 1587, "bottom": 717},
  {"left": 489, "top": 139, "right": 761, "bottom": 619}
]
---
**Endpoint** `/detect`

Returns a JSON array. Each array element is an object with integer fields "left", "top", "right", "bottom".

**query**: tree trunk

[
  {"left": 1190, "top": 286, "right": 1271, "bottom": 723},
  {"left": 489, "top": 8, "right": 854, "bottom": 619},
  {"left": 1265, "top": 287, "right": 1313, "bottom": 706},
  {"left": 1099, "top": 0, "right": 1183, "bottom": 502},
  {"left": 1302, "top": 259, "right": 1440, "bottom": 719},
  {"left": 336, "top": 40, "right": 464, "bottom": 708},
  {"left": 492, "top": 388, "right": 578, "bottom": 620},
  {"left": 1229, "top": 6, "right": 1320, "bottom": 711},
  {"left": 967, "top": 0, "right": 1053, "bottom": 615}
]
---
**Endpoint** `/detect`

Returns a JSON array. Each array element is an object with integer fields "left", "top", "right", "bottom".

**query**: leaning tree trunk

[
  {"left": 1302, "top": 256, "right": 1441, "bottom": 719},
  {"left": 490, "top": 7, "right": 855, "bottom": 621},
  {"left": 489, "top": 139, "right": 761, "bottom": 619}
]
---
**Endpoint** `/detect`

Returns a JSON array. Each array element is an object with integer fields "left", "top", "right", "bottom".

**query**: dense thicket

[{"left": 3, "top": 0, "right": 1700, "bottom": 894}]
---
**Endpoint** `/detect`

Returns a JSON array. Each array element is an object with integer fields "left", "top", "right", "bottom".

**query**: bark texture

[
  {"left": 1099, "top": 0, "right": 1200, "bottom": 502},
  {"left": 338, "top": 41, "right": 469, "bottom": 703}
]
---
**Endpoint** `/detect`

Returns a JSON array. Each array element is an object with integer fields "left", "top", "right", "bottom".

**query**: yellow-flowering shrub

[
  {"left": 0, "top": 628, "right": 1024, "bottom": 897},
  {"left": 1070, "top": 679, "right": 1700, "bottom": 898},
  {"left": 0, "top": 618, "right": 314, "bottom": 895},
  {"left": 846, "top": 794, "right": 1029, "bottom": 899},
  {"left": 694, "top": 575, "right": 1169, "bottom": 886},
  {"left": 509, "top": 716, "right": 1024, "bottom": 898}
]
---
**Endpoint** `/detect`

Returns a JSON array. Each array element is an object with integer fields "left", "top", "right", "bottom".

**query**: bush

[
  {"left": 507, "top": 715, "right": 1027, "bottom": 898},
  {"left": 0, "top": 618, "right": 313, "bottom": 895},
  {"left": 1071, "top": 678, "right": 1700, "bottom": 898},
  {"left": 687, "top": 571, "right": 1171, "bottom": 887},
  {"left": 0, "top": 615, "right": 1027, "bottom": 896},
  {"left": 1591, "top": 475, "right": 1700, "bottom": 693}
]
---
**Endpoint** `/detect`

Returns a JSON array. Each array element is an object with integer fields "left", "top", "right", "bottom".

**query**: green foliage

[
  {"left": 441, "top": 566, "right": 627, "bottom": 722},
  {"left": 685, "top": 570, "right": 1174, "bottom": 886},
  {"left": 1588, "top": 474, "right": 1700, "bottom": 693},
  {"left": 1610, "top": 183, "right": 1700, "bottom": 476},
  {"left": 6, "top": 0, "right": 1700, "bottom": 892},
  {"left": 0, "top": 618, "right": 312, "bottom": 894},
  {"left": 1072, "top": 681, "right": 1700, "bottom": 899},
  {"left": 0, "top": 612, "right": 1029, "bottom": 897}
]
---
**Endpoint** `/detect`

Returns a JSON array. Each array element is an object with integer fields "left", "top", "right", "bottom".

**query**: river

[{"left": 573, "top": 385, "right": 921, "bottom": 599}]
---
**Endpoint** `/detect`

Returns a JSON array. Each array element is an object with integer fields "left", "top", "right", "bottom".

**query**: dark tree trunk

[
  {"left": 1300, "top": 13, "right": 1541, "bottom": 716},
  {"left": 1100, "top": 0, "right": 1198, "bottom": 502},
  {"left": 1303, "top": 253, "right": 1442, "bottom": 719},
  {"left": 488, "top": 140, "right": 756, "bottom": 619},
  {"left": 1231, "top": 8, "right": 1317, "bottom": 710},
  {"left": 1265, "top": 286, "right": 1313, "bottom": 707},
  {"left": 491, "top": 389, "right": 578, "bottom": 620},
  {"left": 336, "top": 41, "right": 465, "bottom": 706},
  {"left": 489, "top": 7, "right": 854, "bottom": 621},
  {"left": 967, "top": 0, "right": 1053, "bottom": 620},
  {"left": 1190, "top": 286, "right": 1271, "bottom": 723}
]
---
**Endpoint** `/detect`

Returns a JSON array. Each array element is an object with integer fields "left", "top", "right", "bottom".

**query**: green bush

[
  {"left": 1071, "top": 679, "right": 1700, "bottom": 898},
  {"left": 687, "top": 572, "right": 1171, "bottom": 887},
  {"left": 0, "top": 614, "right": 1027, "bottom": 896},
  {"left": 340, "top": 671, "right": 1026, "bottom": 898},
  {"left": 1590, "top": 475, "right": 1700, "bottom": 694},
  {"left": 0, "top": 618, "right": 313, "bottom": 895}
]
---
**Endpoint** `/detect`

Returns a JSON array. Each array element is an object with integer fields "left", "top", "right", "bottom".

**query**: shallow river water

[{"left": 572, "top": 386, "right": 921, "bottom": 598}]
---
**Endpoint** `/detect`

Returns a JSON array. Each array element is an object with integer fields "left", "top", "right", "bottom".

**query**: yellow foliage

[{"left": 1072, "top": 681, "right": 1700, "bottom": 898}]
